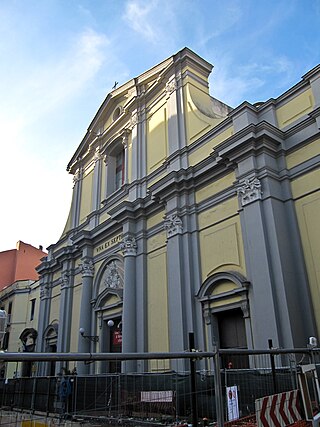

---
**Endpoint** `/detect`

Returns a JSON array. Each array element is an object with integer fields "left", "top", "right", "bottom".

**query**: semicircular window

[{"left": 103, "top": 259, "right": 124, "bottom": 289}]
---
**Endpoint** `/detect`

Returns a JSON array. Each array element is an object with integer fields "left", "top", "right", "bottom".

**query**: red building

[{"left": 0, "top": 241, "right": 47, "bottom": 290}]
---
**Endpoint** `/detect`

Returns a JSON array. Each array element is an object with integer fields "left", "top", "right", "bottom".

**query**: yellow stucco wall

[
  {"left": 276, "top": 88, "right": 314, "bottom": 129},
  {"left": 147, "top": 210, "right": 165, "bottom": 229},
  {"left": 292, "top": 170, "right": 320, "bottom": 334},
  {"left": 195, "top": 172, "right": 236, "bottom": 203},
  {"left": 147, "top": 232, "right": 169, "bottom": 353},
  {"left": 103, "top": 102, "right": 125, "bottom": 131},
  {"left": 198, "top": 197, "right": 246, "bottom": 281},
  {"left": 286, "top": 138, "right": 320, "bottom": 170},
  {"left": 147, "top": 103, "right": 168, "bottom": 174},
  {"left": 147, "top": 172, "right": 167, "bottom": 188},
  {"left": 189, "top": 126, "right": 234, "bottom": 167},
  {"left": 79, "top": 166, "right": 94, "bottom": 224},
  {"left": 70, "top": 284, "right": 81, "bottom": 351},
  {"left": 184, "top": 81, "right": 227, "bottom": 146},
  {"left": 49, "top": 287, "right": 60, "bottom": 323}
]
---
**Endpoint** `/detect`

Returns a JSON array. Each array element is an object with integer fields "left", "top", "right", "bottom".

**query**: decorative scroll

[
  {"left": 80, "top": 259, "right": 94, "bottom": 278},
  {"left": 237, "top": 177, "right": 262, "bottom": 206},
  {"left": 165, "top": 77, "right": 177, "bottom": 97},
  {"left": 164, "top": 214, "right": 183, "bottom": 238},
  {"left": 120, "top": 236, "right": 137, "bottom": 256}
]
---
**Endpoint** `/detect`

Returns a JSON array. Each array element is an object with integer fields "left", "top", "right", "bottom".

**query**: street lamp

[{"left": 79, "top": 328, "right": 99, "bottom": 343}]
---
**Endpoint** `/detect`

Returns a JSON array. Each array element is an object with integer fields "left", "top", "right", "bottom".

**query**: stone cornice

[{"left": 213, "top": 121, "right": 284, "bottom": 163}]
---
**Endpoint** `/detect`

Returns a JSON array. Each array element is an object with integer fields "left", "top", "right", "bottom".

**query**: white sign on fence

[
  {"left": 227, "top": 385, "right": 239, "bottom": 421},
  {"left": 141, "top": 390, "right": 173, "bottom": 402}
]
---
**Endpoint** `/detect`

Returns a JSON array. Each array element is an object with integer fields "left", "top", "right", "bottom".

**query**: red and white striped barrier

[{"left": 255, "top": 390, "right": 302, "bottom": 427}]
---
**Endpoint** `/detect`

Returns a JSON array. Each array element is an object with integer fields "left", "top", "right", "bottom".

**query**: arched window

[{"left": 105, "top": 138, "right": 126, "bottom": 196}]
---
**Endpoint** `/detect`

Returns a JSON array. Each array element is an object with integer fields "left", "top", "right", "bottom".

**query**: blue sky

[{"left": 0, "top": 0, "right": 319, "bottom": 252}]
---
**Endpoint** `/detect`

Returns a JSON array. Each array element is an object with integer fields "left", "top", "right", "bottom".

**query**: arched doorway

[
  {"left": 43, "top": 322, "right": 58, "bottom": 376},
  {"left": 93, "top": 256, "right": 124, "bottom": 373},
  {"left": 197, "top": 272, "right": 252, "bottom": 368},
  {"left": 19, "top": 328, "right": 38, "bottom": 377}
]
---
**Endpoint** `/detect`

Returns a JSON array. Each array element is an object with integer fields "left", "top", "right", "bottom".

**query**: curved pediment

[
  {"left": 95, "top": 287, "right": 123, "bottom": 310},
  {"left": 197, "top": 271, "right": 249, "bottom": 300}
]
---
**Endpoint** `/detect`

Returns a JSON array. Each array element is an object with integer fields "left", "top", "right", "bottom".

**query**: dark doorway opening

[{"left": 216, "top": 308, "right": 248, "bottom": 368}]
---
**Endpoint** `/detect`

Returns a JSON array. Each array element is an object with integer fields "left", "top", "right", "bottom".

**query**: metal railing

[{"left": 0, "top": 348, "right": 318, "bottom": 426}]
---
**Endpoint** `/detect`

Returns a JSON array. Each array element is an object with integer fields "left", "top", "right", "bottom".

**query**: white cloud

[
  {"left": 11, "top": 29, "right": 109, "bottom": 128},
  {"left": 123, "top": 0, "right": 160, "bottom": 42}
]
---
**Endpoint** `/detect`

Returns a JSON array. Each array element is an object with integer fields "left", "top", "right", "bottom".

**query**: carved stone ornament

[
  {"left": 40, "top": 283, "right": 50, "bottom": 300},
  {"left": 103, "top": 154, "right": 109, "bottom": 166},
  {"left": 73, "top": 168, "right": 82, "bottom": 187},
  {"left": 80, "top": 259, "right": 94, "bottom": 278},
  {"left": 103, "top": 260, "right": 124, "bottom": 289},
  {"left": 203, "top": 306, "right": 211, "bottom": 325},
  {"left": 60, "top": 272, "right": 70, "bottom": 289},
  {"left": 121, "top": 130, "right": 130, "bottom": 149},
  {"left": 165, "top": 77, "right": 177, "bottom": 97},
  {"left": 120, "top": 236, "right": 137, "bottom": 256},
  {"left": 241, "top": 301, "right": 250, "bottom": 318},
  {"left": 237, "top": 177, "right": 262, "bottom": 206},
  {"left": 164, "top": 214, "right": 183, "bottom": 238},
  {"left": 93, "top": 147, "right": 103, "bottom": 163},
  {"left": 129, "top": 112, "right": 138, "bottom": 129}
]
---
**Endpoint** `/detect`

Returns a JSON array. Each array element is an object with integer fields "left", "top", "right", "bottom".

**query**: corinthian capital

[
  {"left": 237, "top": 177, "right": 262, "bottom": 206},
  {"left": 93, "top": 147, "right": 103, "bottom": 163},
  {"left": 164, "top": 214, "right": 183, "bottom": 238},
  {"left": 80, "top": 259, "right": 94, "bottom": 277},
  {"left": 73, "top": 168, "right": 82, "bottom": 187},
  {"left": 120, "top": 235, "right": 137, "bottom": 256},
  {"left": 60, "top": 272, "right": 70, "bottom": 289}
]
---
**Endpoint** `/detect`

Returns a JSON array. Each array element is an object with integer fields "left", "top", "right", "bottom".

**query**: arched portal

[
  {"left": 43, "top": 322, "right": 58, "bottom": 376},
  {"left": 197, "top": 271, "right": 252, "bottom": 368},
  {"left": 19, "top": 328, "right": 38, "bottom": 377},
  {"left": 93, "top": 255, "right": 124, "bottom": 372}
]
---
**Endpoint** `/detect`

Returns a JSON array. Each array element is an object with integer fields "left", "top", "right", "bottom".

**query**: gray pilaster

[
  {"left": 90, "top": 147, "right": 103, "bottom": 225},
  {"left": 120, "top": 235, "right": 137, "bottom": 372},
  {"left": 77, "top": 258, "right": 94, "bottom": 375},
  {"left": 238, "top": 184, "right": 281, "bottom": 348},
  {"left": 36, "top": 274, "right": 51, "bottom": 375},
  {"left": 135, "top": 219, "right": 148, "bottom": 372},
  {"left": 130, "top": 111, "right": 138, "bottom": 182},
  {"left": 164, "top": 213, "right": 186, "bottom": 352},
  {"left": 122, "top": 130, "right": 130, "bottom": 185},
  {"left": 71, "top": 167, "right": 82, "bottom": 228},
  {"left": 166, "top": 72, "right": 188, "bottom": 170}
]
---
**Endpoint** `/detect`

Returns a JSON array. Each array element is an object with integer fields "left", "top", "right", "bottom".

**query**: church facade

[{"left": 36, "top": 48, "right": 320, "bottom": 374}]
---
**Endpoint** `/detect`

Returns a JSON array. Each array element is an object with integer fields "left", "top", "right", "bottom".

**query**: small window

[
  {"left": 115, "top": 150, "right": 124, "bottom": 190},
  {"left": 113, "top": 106, "right": 122, "bottom": 121},
  {"left": 30, "top": 299, "right": 36, "bottom": 321},
  {"left": 105, "top": 140, "right": 126, "bottom": 196}
]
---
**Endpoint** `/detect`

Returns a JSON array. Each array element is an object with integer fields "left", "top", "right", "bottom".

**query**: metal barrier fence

[{"left": 0, "top": 348, "right": 319, "bottom": 426}]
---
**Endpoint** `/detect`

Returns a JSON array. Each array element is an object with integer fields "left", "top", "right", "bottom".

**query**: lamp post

[{"left": 79, "top": 328, "right": 99, "bottom": 343}]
